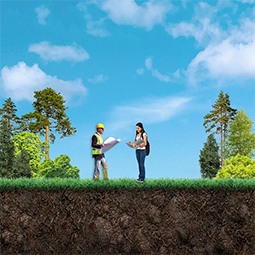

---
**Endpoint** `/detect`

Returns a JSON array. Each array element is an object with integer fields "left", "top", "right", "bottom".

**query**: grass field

[{"left": 1, "top": 177, "right": 255, "bottom": 190}]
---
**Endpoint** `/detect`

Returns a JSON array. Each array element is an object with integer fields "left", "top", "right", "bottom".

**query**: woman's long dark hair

[{"left": 136, "top": 122, "right": 146, "bottom": 138}]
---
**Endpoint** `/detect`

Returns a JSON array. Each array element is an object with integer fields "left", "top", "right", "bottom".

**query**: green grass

[{"left": 1, "top": 177, "right": 255, "bottom": 190}]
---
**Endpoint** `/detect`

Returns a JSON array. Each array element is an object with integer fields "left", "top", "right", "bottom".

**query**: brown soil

[{"left": 1, "top": 189, "right": 254, "bottom": 254}]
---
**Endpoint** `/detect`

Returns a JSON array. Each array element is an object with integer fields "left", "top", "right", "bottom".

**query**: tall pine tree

[
  {"left": 0, "top": 120, "right": 16, "bottom": 178},
  {"left": 203, "top": 91, "right": 236, "bottom": 166},
  {"left": 225, "top": 109, "right": 255, "bottom": 159},
  {"left": 21, "top": 87, "right": 76, "bottom": 159},
  {"left": 199, "top": 134, "right": 221, "bottom": 179},
  {"left": 0, "top": 97, "right": 21, "bottom": 136}
]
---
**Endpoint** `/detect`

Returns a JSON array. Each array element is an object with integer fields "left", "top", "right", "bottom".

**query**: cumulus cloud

[
  {"left": 0, "top": 62, "right": 87, "bottom": 103},
  {"left": 106, "top": 96, "right": 191, "bottom": 131},
  {"left": 28, "top": 41, "right": 90, "bottom": 62},
  {"left": 87, "top": 74, "right": 108, "bottom": 84},
  {"left": 35, "top": 5, "right": 50, "bottom": 25},
  {"left": 100, "top": 0, "right": 172, "bottom": 30},
  {"left": 187, "top": 39, "right": 255, "bottom": 84},
  {"left": 165, "top": 1, "right": 255, "bottom": 84},
  {"left": 78, "top": 0, "right": 172, "bottom": 35},
  {"left": 186, "top": 18, "right": 255, "bottom": 84},
  {"left": 145, "top": 57, "right": 172, "bottom": 82}
]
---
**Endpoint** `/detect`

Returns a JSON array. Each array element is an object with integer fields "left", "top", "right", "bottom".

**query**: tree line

[
  {"left": 199, "top": 91, "right": 255, "bottom": 179},
  {"left": 0, "top": 87, "right": 79, "bottom": 179}
]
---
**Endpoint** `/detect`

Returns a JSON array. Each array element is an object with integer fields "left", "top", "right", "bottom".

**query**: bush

[
  {"left": 215, "top": 154, "right": 255, "bottom": 179},
  {"left": 39, "top": 154, "right": 80, "bottom": 178}
]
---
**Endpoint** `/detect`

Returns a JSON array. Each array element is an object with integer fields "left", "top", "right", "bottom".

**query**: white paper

[
  {"left": 98, "top": 137, "right": 120, "bottom": 153},
  {"left": 135, "top": 137, "right": 144, "bottom": 146},
  {"left": 126, "top": 137, "right": 144, "bottom": 149},
  {"left": 126, "top": 142, "right": 135, "bottom": 148}
]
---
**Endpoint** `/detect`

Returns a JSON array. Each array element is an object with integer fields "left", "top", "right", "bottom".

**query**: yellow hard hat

[{"left": 96, "top": 123, "right": 105, "bottom": 129}]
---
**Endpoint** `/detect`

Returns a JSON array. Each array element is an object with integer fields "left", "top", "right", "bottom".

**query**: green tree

[
  {"left": 0, "top": 120, "right": 15, "bottom": 178},
  {"left": 215, "top": 154, "right": 255, "bottom": 179},
  {"left": 12, "top": 149, "right": 32, "bottom": 178},
  {"left": 199, "top": 134, "right": 221, "bottom": 179},
  {"left": 21, "top": 88, "right": 76, "bottom": 159},
  {"left": 39, "top": 154, "right": 80, "bottom": 178},
  {"left": 0, "top": 97, "right": 21, "bottom": 136},
  {"left": 38, "top": 158, "right": 54, "bottom": 177},
  {"left": 225, "top": 109, "right": 255, "bottom": 159},
  {"left": 203, "top": 91, "right": 236, "bottom": 166},
  {"left": 12, "top": 132, "right": 48, "bottom": 178}
]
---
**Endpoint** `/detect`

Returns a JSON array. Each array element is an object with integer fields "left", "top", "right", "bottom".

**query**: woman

[{"left": 129, "top": 122, "right": 147, "bottom": 183}]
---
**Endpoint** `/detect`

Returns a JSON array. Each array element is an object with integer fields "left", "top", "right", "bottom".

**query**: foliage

[
  {"left": 38, "top": 158, "right": 54, "bottom": 177},
  {"left": 1, "top": 177, "right": 255, "bottom": 190},
  {"left": 203, "top": 90, "right": 236, "bottom": 166},
  {"left": 225, "top": 109, "right": 255, "bottom": 159},
  {"left": 12, "top": 149, "right": 32, "bottom": 178},
  {"left": 199, "top": 134, "right": 220, "bottom": 179},
  {"left": 39, "top": 154, "right": 80, "bottom": 178},
  {"left": 0, "top": 120, "right": 15, "bottom": 178},
  {"left": 0, "top": 98, "right": 21, "bottom": 136},
  {"left": 21, "top": 87, "right": 76, "bottom": 159},
  {"left": 12, "top": 132, "right": 48, "bottom": 178},
  {"left": 215, "top": 154, "right": 255, "bottom": 179}
]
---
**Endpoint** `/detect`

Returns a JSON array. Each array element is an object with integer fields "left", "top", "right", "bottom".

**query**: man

[{"left": 91, "top": 123, "right": 108, "bottom": 180}]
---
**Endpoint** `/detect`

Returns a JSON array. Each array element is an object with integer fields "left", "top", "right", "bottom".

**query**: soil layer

[{"left": 1, "top": 189, "right": 255, "bottom": 254}]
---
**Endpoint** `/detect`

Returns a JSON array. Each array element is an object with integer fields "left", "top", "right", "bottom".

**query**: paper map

[{"left": 98, "top": 137, "right": 120, "bottom": 153}]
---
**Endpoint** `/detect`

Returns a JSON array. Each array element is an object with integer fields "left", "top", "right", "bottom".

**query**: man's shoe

[{"left": 136, "top": 179, "right": 144, "bottom": 183}]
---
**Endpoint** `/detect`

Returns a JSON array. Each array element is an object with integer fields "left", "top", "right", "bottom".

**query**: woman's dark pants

[{"left": 136, "top": 149, "right": 146, "bottom": 181}]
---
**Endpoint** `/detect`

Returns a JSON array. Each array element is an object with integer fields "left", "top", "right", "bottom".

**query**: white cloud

[
  {"left": 86, "top": 17, "right": 111, "bottom": 37},
  {"left": 35, "top": 5, "right": 50, "bottom": 25},
  {"left": 145, "top": 57, "right": 172, "bottom": 82},
  {"left": 106, "top": 96, "right": 191, "bottom": 131},
  {"left": 87, "top": 74, "right": 108, "bottom": 84},
  {"left": 28, "top": 41, "right": 90, "bottom": 62},
  {"left": 77, "top": 2, "right": 110, "bottom": 37},
  {"left": 187, "top": 39, "right": 255, "bottom": 84},
  {"left": 100, "top": 0, "right": 172, "bottom": 30},
  {"left": 0, "top": 62, "right": 87, "bottom": 103},
  {"left": 166, "top": 19, "right": 223, "bottom": 46},
  {"left": 165, "top": 2, "right": 224, "bottom": 46},
  {"left": 136, "top": 68, "right": 144, "bottom": 75},
  {"left": 237, "top": 0, "right": 255, "bottom": 3},
  {"left": 151, "top": 69, "right": 171, "bottom": 83},
  {"left": 78, "top": 0, "right": 172, "bottom": 34},
  {"left": 145, "top": 58, "right": 153, "bottom": 70},
  {"left": 165, "top": 1, "right": 255, "bottom": 84},
  {"left": 186, "top": 18, "right": 255, "bottom": 84}
]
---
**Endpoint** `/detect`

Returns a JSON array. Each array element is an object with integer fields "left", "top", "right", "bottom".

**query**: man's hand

[{"left": 101, "top": 143, "right": 105, "bottom": 147}]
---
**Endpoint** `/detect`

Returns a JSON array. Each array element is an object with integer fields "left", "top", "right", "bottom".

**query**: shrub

[{"left": 215, "top": 154, "right": 255, "bottom": 179}]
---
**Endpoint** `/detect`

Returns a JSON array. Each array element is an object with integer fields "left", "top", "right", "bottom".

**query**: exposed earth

[{"left": 1, "top": 189, "right": 254, "bottom": 254}]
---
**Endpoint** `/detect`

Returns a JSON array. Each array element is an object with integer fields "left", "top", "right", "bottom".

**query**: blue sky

[{"left": 1, "top": 0, "right": 254, "bottom": 180}]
